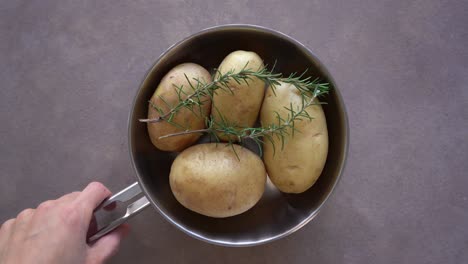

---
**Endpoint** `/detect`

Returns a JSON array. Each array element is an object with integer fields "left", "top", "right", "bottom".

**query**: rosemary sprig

[
  {"left": 158, "top": 81, "right": 329, "bottom": 156},
  {"left": 139, "top": 63, "right": 328, "bottom": 124},
  {"left": 139, "top": 63, "right": 271, "bottom": 123},
  {"left": 138, "top": 76, "right": 207, "bottom": 124}
]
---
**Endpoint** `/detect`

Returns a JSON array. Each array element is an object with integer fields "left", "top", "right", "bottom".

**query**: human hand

[{"left": 0, "top": 182, "right": 129, "bottom": 264}]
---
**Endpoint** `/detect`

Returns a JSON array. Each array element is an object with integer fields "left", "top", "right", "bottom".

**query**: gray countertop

[{"left": 1, "top": 1, "right": 467, "bottom": 263}]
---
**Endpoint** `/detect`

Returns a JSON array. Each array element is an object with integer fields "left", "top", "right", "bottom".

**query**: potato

[
  {"left": 147, "top": 63, "right": 212, "bottom": 152},
  {"left": 170, "top": 143, "right": 266, "bottom": 218},
  {"left": 211, "top": 50, "right": 265, "bottom": 141},
  {"left": 261, "top": 82, "right": 328, "bottom": 193}
]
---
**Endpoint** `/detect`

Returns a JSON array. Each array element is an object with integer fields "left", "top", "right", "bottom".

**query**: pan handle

[{"left": 87, "top": 182, "right": 150, "bottom": 242}]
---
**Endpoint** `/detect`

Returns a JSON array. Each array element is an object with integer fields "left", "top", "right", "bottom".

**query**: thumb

[{"left": 87, "top": 224, "right": 130, "bottom": 264}]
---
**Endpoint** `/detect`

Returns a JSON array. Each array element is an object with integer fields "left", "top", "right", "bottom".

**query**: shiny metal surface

[
  {"left": 129, "top": 24, "right": 349, "bottom": 246},
  {"left": 89, "top": 182, "right": 149, "bottom": 242},
  {"left": 89, "top": 195, "right": 150, "bottom": 242},
  {"left": 96, "top": 182, "right": 142, "bottom": 209}
]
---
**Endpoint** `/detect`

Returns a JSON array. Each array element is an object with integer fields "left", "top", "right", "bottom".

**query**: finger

[
  {"left": 76, "top": 182, "right": 111, "bottom": 215},
  {"left": 10, "top": 209, "right": 35, "bottom": 242},
  {"left": 57, "top": 191, "right": 81, "bottom": 204},
  {"left": 0, "top": 219, "right": 15, "bottom": 252},
  {"left": 0, "top": 218, "right": 15, "bottom": 232},
  {"left": 87, "top": 224, "right": 130, "bottom": 263},
  {"left": 36, "top": 199, "right": 55, "bottom": 210},
  {"left": 14, "top": 209, "right": 35, "bottom": 225}
]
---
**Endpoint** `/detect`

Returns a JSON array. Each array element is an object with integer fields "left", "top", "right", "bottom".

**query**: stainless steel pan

[{"left": 89, "top": 24, "right": 349, "bottom": 247}]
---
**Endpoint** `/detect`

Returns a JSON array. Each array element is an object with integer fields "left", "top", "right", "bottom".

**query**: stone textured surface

[{"left": 1, "top": 0, "right": 467, "bottom": 263}]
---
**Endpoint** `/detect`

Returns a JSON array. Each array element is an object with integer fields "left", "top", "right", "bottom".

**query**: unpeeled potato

[
  {"left": 211, "top": 50, "right": 265, "bottom": 141},
  {"left": 147, "top": 63, "right": 212, "bottom": 152},
  {"left": 169, "top": 143, "right": 266, "bottom": 218},
  {"left": 261, "top": 81, "right": 329, "bottom": 193}
]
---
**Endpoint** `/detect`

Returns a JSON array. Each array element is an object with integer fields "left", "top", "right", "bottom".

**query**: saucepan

[{"left": 88, "top": 24, "right": 349, "bottom": 246}]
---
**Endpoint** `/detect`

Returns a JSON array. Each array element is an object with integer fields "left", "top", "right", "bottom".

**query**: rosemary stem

[
  {"left": 140, "top": 68, "right": 274, "bottom": 123},
  {"left": 158, "top": 93, "right": 321, "bottom": 141},
  {"left": 158, "top": 128, "right": 211, "bottom": 139},
  {"left": 139, "top": 117, "right": 161, "bottom": 123},
  {"left": 139, "top": 74, "right": 226, "bottom": 123}
]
